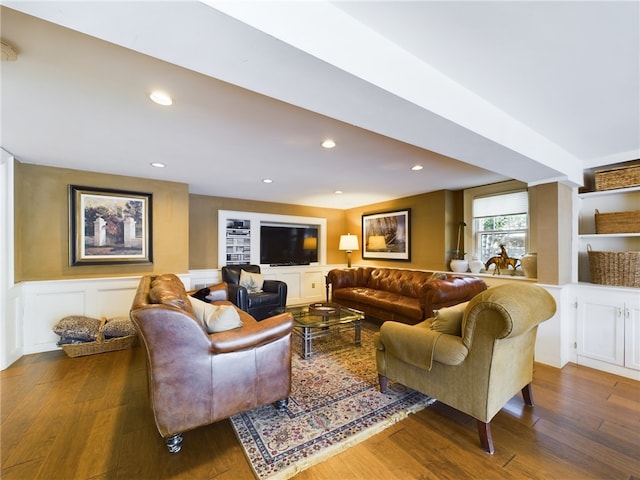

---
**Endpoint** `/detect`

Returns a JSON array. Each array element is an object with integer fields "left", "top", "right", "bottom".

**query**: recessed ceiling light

[
  {"left": 321, "top": 139, "right": 336, "bottom": 149},
  {"left": 149, "top": 90, "right": 173, "bottom": 106},
  {"left": 334, "top": 190, "right": 343, "bottom": 194},
  {"left": 411, "top": 165, "right": 424, "bottom": 171},
  {"left": 262, "top": 178, "right": 273, "bottom": 184},
  {"left": 150, "top": 162, "right": 166, "bottom": 168}
]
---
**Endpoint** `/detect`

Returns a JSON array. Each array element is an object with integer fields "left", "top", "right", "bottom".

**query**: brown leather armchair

[
  {"left": 375, "top": 283, "right": 556, "bottom": 454},
  {"left": 130, "top": 274, "right": 293, "bottom": 452},
  {"left": 221, "top": 264, "right": 288, "bottom": 320}
]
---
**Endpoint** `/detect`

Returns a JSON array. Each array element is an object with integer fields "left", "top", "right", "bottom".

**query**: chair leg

[
  {"left": 476, "top": 420, "right": 495, "bottom": 454},
  {"left": 274, "top": 397, "right": 289, "bottom": 411},
  {"left": 521, "top": 383, "right": 534, "bottom": 406},
  {"left": 378, "top": 374, "right": 388, "bottom": 393},
  {"left": 166, "top": 433, "right": 183, "bottom": 453}
]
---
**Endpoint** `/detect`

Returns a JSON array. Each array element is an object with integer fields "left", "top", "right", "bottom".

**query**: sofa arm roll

[
  {"left": 327, "top": 269, "right": 357, "bottom": 289},
  {"left": 425, "top": 276, "right": 487, "bottom": 307},
  {"left": 209, "top": 312, "right": 293, "bottom": 353},
  {"left": 379, "top": 321, "right": 469, "bottom": 369},
  {"left": 263, "top": 280, "right": 287, "bottom": 302},
  {"left": 328, "top": 267, "right": 373, "bottom": 291}
]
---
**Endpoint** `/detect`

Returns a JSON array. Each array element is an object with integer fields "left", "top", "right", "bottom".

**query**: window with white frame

[{"left": 473, "top": 191, "right": 528, "bottom": 264}]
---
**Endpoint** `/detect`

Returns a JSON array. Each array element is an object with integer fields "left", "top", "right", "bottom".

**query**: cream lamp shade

[{"left": 339, "top": 234, "right": 359, "bottom": 267}]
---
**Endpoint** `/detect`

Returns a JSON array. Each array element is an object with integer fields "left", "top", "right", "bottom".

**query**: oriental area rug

[{"left": 230, "top": 325, "right": 435, "bottom": 480}]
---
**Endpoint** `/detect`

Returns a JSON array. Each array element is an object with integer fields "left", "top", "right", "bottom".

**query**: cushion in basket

[
  {"left": 188, "top": 297, "right": 243, "bottom": 333},
  {"left": 430, "top": 302, "right": 469, "bottom": 336},
  {"left": 100, "top": 316, "right": 137, "bottom": 338},
  {"left": 57, "top": 337, "right": 89, "bottom": 345},
  {"left": 52, "top": 315, "right": 101, "bottom": 341}
]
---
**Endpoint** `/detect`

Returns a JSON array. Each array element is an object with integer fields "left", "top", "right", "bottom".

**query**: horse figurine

[{"left": 485, "top": 245, "right": 519, "bottom": 275}]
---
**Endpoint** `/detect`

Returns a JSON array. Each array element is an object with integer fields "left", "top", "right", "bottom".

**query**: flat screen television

[{"left": 260, "top": 224, "right": 318, "bottom": 266}]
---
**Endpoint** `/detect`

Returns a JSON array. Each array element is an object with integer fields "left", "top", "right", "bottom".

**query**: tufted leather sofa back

[{"left": 367, "top": 268, "right": 434, "bottom": 298}]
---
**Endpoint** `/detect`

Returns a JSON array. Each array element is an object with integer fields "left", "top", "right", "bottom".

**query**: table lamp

[{"left": 339, "top": 233, "right": 359, "bottom": 268}]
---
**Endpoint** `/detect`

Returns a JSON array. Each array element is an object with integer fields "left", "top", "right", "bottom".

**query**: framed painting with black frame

[
  {"left": 69, "top": 185, "right": 153, "bottom": 265},
  {"left": 361, "top": 209, "right": 410, "bottom": 261}
]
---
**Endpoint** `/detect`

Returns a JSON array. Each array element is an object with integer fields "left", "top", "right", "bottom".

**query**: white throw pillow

[
  {"left": 188, "top": 297, "right": 243, "bottom": 333},
  {"left": 239, "top": 269, "right": 264, "bottom": 293}
]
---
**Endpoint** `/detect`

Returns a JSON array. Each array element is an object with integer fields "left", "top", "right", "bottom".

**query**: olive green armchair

[{"left": 374, "top": 283, "right": 556, "bottom": 454}]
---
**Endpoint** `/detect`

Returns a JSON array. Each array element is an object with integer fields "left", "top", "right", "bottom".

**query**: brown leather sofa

[
  {"left": 130, "top": 274, "right": 293, "bottom": 453},
  {"left": 327, "top": 267, "right": 487, "bottom": 324}
]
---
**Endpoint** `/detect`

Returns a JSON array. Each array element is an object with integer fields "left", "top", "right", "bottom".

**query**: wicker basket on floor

[
  {"left": 61, "top": 317, "right": 137, "bottom": 358},
  {"left": 587, "top": 246, "right": 640, "bottom": 288}
]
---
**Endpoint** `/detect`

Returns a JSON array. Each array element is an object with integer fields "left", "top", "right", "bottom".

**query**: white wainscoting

[
  {"left": 15, "top": 268, "right": 335, "bottom": 357},
  {"left": 19, "top": 274, "right": 191, "bottom": 355},
  {"left": 534, "top": 284, "right": 571, "bottom": 369},
  {"left": 11, "top": 269, "right": 572, "bottom": 375}
]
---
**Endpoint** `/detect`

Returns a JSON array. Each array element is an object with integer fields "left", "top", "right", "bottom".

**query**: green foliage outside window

[{"left": 476, "top": 214, "right": 527, "bottom": 263}]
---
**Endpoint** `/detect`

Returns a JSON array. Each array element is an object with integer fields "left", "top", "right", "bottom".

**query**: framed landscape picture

[
  {"left": 69, "top": 185, "right": 153, "bottom": 265},
  {"left": 362, "top": 209, "right": 410, "bottom": 261}
]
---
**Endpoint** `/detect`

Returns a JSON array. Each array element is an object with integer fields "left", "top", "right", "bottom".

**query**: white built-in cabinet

[
  {"left": 576, "top": 286, "right": 640, "bottom": 376},
  {"left": 217, "top": 210, "right": 329, "bottom": 305},
  {"left": 262, "top": 266, "right": 331, "bottom": 305},
  {"left": 576, "top": 186, "right": 640, "bottom": 283},
  {"left": 574, "top": 183, "right": 639, "bottom": 379}
]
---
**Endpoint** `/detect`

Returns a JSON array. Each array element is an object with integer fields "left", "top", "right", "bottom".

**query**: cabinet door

[
  {"left": 302, "top": 270, "right": 326, "bottom": 302},
  {"left": 577, "top": 293, "right": 625, "bottom": 366},
  {"left": 624, "top": 301, "right": 640, "bottom": 371}
]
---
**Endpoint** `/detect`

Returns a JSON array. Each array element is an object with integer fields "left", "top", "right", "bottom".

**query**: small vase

[
  {"left": 469, "top": 256, "right": 483, "bottom": 274},
  {"left": 450, "top": 259, "right": 469, "bottom": 273},
  {"left": 521, "top": 252, "right": 537, "bottom": 278}
]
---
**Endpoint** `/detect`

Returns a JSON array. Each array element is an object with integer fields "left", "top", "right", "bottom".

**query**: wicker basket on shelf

[
  {"left": 587, "top": 245, "right": 640, "bottom": 288},
  {"left": 594, "top": 164, "right": 640, "bottom": 191},
  {"left": 594, "top": 209, "right": 640, "bottom": 234},
  {"left": 60, "top": 317, "right": 137, "bottom": 358}
]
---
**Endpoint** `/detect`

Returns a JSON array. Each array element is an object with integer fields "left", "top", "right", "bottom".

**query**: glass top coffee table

[{"left": 279, "top": 303, "right": 364, "bottom": 359}]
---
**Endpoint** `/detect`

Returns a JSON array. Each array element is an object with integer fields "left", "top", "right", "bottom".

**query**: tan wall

[
  {"left": 343, "top": 190, "right": 461, "bottom": 271},
  {"left": 189, "top": 194, "right": 347, "bottom": 269},
  {"left": 14, "top": 162, "right": 189, "bottom": 281},
  {"left": 16, "top": 161, "right": 532, "bottom": 280},
  {"left": 531, "top": 182, "right": 573, "bottom": 285}
]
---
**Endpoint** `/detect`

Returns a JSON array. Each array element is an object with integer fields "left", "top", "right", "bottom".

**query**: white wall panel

[
  {"left": 18, "top": 274, "right": 192, "bottom": 355},
  {"left": 25, "top": 289, "right": 86, "bottom": 349}
]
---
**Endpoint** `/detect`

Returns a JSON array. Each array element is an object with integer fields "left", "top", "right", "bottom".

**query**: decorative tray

[{"left": 308, "top": 303, "right": 340, "bottom": 315}]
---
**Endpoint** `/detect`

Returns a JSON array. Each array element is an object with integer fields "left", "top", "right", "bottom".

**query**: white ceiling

[{"left": 2, "top": 1, "right": 638, "bottom": 209}]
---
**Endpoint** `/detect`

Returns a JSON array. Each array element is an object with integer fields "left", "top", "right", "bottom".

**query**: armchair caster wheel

[
  {"left": 166, "top": 433, "right": 183, "bottom": 453},
  {"left": 274, "top": 398, "right": 289, "bottom": 411}
]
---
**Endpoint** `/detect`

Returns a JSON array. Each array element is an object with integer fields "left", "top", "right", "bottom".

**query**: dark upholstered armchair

[{"left": 221, "top": 265, "right": 287, "bottom": 320}]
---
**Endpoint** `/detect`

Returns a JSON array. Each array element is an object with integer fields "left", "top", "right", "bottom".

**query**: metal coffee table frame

[{"left": 285, "top": 304, "right": 364, "bottom": 359}]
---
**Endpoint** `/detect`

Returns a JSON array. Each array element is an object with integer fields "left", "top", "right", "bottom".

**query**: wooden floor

[{"left": 2, "top": 331, "right": 639, "bottom": 480}]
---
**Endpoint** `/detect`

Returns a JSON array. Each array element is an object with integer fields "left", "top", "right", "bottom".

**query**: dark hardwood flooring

[{"left": 2, "top": 325, "right": 639, "bottom": 480}]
